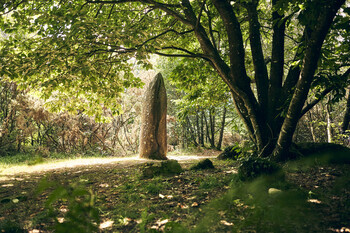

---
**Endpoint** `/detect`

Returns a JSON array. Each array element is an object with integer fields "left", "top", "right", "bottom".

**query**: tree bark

[
  {"left": 273, "top": 0, "right": 345, "bottom": 159},
  {"left": 217, "top": 106, "right": 226, "bottom": 150},
  {"left": 326, "top": 97, "right": 333, "bottom": 143},
  {"left": 342, "top": 88, "right": 350, "bottom": 133}
]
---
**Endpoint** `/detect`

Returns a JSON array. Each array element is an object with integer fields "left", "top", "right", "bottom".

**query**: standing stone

[{"left": 139, "top": 73, "right": 167, "bottom": 160}]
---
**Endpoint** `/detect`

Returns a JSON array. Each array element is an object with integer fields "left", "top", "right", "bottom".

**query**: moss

[
  {"left": 296, "top": 142, "right": 350, "bottom": 164},
  {"left": 190, "top": 159, "right": 215, "bottom": 170},
  {"left": 217, "top": 145, "right": 241, "bottom": 160},
  {"left": 238, "top": 157, "right": 281, "bottom": 181},
  {"left": 141, "top": 160, "right": 183, "bottom": 178}
]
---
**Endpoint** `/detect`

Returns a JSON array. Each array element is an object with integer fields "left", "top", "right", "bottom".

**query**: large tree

[{"left": 0, "top": 0, "right": 349, "bottom": 159}]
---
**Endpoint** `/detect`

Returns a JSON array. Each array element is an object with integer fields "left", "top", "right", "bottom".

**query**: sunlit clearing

[{"left": 0, "top": 154, "right": 216, "bottom": 179}]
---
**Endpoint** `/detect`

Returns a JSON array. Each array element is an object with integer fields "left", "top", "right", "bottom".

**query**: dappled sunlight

[{"left": 0, "top": 154, "right": 217, "bottom": 179}]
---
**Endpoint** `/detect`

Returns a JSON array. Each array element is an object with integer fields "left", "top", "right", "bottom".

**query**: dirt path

[{"left": 0, "top": 155, "right": 218, "bottom": 181}]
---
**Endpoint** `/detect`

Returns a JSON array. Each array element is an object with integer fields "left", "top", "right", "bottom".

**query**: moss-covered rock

[
  {"left": 190, "top": 159, "right": 215, "bottom": 170},
  {"left": 141, "top": 160, "right": 183, "bottom": 178},
  {"left": 217, "top": 145, "right": 241, "bottom": 160},
  {"left": 296, "top": 142, "right": 350, "bottom": 164},
  {"left": 160, "top": 159, "right": 183, "bottom": 174},
  {"left": 238, "top": 157, "right": 280, "bottom": 181}
]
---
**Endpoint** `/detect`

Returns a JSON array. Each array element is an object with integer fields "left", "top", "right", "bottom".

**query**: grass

[{"left": 0, "top": 152, "right": 349, "bottom": 232}]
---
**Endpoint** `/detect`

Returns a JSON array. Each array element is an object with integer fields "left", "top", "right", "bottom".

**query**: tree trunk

[
  {"left": 196, "top": 109, "right": 201, "bottom": 146},
  {"left": 200, "top": 110, "right": 205, "bottom": 147},
  {"left": 326, "top": 97, "right": 333, "bottom": 143},
  {"left": 273, "top": 1, "right": 343, "bottom": 159},
  {"left": 217, "top": 107, "right": 226, "bottom": 150},
  {"left": 342, "top": 88, "right": 350, "bottom": 133},
  {"left": 209, "top": 109, "right": 215, "bottom": 148},
  {"left": 307, "top": 111, "right": 316, "bottom": 142},
  {"left": 186, "top": 116, "right": 199, "bottom": 147}
]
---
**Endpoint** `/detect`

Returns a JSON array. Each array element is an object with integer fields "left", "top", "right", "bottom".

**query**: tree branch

[
  {"left": 85, "top": 0, "right": 191, "bottom": 25},
  {"left": 245, "top": 2, "right": 269, "bottom": 110},
  {"left": 137, "top": 29, "right": 194, "bottom": 48}
]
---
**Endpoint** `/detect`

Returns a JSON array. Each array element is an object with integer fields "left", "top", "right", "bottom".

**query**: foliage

[
  {"left": 4, "top": 0, "right": 348, "bottom": 158},
  {"left": 36, "top": 179, "right": 100, "bottom": 233},
  {"left": 0, "top": 79, "right": 143, "bottom": 156}
]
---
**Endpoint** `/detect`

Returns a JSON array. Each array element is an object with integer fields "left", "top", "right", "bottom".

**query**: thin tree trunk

[
  {"left": 341, "top": 88, "right": 350, "bottom": 133},
  {"left": 196, "top": 109, "right": 201, "bottom": 146},
  {"left": 307, "top": 111, "right": 316, "bottom": 142},
  {"left": 209, "top": 109, "right": 215, "bottom": 148},
  {"left": 200, "top": 110, "right": 204, "bottom": 147},
  {"left": 203, "top": 111, "right": 211, "bottom": 144},
  {"left": 326, "top": 97, "right": 333, "bottom": 143},
  {"left": 186, "top": 116, "right": 198, "bottom": 147},
  {"left": 217, "top": 106, "right": 226, "bottom": 150}
]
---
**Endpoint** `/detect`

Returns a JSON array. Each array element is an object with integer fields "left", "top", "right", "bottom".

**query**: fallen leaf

[
  {"left": 100, "top": 220, "right": 114, "bottom": 229},
  {"left": 12, "top": 198, "right": 19, "bottom": 203},
  {"left": 308, "top": 199, "right": 322, "bottom": 204},
  {"left": 220, "top": 220, "right": 234, "bottom": 226}
]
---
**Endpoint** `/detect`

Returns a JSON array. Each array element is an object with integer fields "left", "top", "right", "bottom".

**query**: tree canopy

[{"left": 0, "top": 0, "right": 349, "bottom": 158}]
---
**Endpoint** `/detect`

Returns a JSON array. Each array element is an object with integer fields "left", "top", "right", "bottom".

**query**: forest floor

[{"left": 0, "top": 150, "right": 350, "bottom": 232}]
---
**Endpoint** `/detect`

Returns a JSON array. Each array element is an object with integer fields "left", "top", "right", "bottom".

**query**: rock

[
  {"left": 268, "top": 188, "right": 282, "bottom": 195},
  {"left": 190, "top": 159, "right": 215, "bottom": 170},
  {"left": 139, "top": 73, "right": 168, "bottom": 160},
  {"left": 238, "top": 157, "right": 280, "bottom": 181},
  {"left": 160, "top": 160, "right": 183, "bottom": 175},
  {"left": 141, "top": 160, "right": 183, "bottom": 178},
  {"left": 217, "top": 145, "right": 241, "bottom": 160},
  {"left": 296, "top": 142, "right": 350, "bottom": 164}
]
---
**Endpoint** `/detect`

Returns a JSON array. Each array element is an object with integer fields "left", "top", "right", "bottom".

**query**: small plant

[
  {"left": 199, "top": 175, "right": 221, "bottom": 189},
  {"left": 144, "top": 178, "right": 167, "bottom": 195},
  {"left": 36, "top": 179, "right": 100, "bottom": 233}
]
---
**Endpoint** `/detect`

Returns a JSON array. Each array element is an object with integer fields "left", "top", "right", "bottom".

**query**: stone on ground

[
  {"left": 141, "top": 160, "right": 183, "bottom": 178},
  {"left": 190, "top": 159, "right": 215, "bottom": 170}
]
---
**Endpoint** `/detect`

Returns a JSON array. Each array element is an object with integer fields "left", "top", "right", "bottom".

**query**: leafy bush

[
  {"left": 36, "top": 179, "right": 100, "bottom": 233},
  {"left": 238, "top": 157, "right": 281, "bottom": 181}
]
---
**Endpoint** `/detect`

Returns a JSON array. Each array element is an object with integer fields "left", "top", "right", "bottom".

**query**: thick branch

[
  {"left": 246, "top": 2, "right": 269, "bottom": 110},
  {"left": 268, "top": 0, "right": 286, "bottom": 124}
]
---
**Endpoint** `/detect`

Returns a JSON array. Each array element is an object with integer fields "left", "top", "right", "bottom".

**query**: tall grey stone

[{"left": 139, "top": 73, "right": 167, "bottom": 160}]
